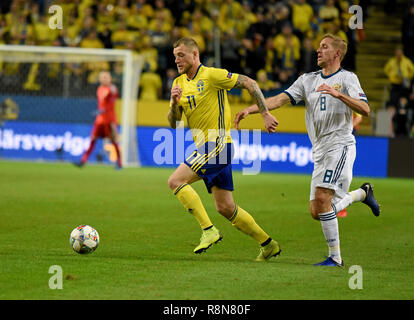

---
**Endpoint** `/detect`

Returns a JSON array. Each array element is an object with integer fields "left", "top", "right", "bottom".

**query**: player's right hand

[
  {"left": 262, "top": 111, "right": 279, "bottom": 133},
  {"left": 171, "top": 84, "right": 182, "bottom": 105}
]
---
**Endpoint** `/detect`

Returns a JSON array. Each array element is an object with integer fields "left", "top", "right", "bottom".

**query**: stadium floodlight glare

[{"left": 0, "top": 45, "right": 144, "bottom": 167}]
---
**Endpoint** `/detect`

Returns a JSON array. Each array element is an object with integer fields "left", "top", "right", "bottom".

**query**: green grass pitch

[{"left": 1, "top": 160, "right": 413, "bottom": 300}]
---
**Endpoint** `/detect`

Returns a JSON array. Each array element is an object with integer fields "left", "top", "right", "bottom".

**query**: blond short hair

[
  {"left": 173, "top": 37, "right": 199, "bottom": 52},
  {"left": 322, "top": 33, "right": 348, "bottom": 62}
]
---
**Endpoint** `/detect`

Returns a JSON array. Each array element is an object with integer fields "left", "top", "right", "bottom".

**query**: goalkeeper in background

[{"left": 75, "top": 71, "right": 122, "bottom": 169}]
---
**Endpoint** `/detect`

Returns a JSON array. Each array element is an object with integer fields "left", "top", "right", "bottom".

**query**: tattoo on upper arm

[
  {"left": 234, "top": 75, "right": 249, "bottom": 89},
  {"left": 234, "top": 75, "right": 268, "bottom": 113}
]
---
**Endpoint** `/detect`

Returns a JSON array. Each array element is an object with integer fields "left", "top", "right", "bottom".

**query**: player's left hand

[
  {"left": 316, "top": 83, "right": 341, "bottom": 98},
  {"left": 262, "top": 111, "right": 279, "bottom": 133}
]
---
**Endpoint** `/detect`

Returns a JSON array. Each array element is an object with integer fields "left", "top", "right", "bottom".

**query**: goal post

[{"left": 0, "top": 44, "right": 144, "bottom": 167}]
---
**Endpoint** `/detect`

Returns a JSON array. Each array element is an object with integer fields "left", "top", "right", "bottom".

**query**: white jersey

[{"left": 284, "top": 68, "right": 368, "bottom": 161}]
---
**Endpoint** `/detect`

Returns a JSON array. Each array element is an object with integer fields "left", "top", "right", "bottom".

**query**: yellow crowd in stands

[{"left": 0, "top": 0, "right": 358, "bottom": 101}]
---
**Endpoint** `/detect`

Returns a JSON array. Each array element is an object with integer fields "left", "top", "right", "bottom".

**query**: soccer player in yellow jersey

[{"left": 167, "top": 37, "right": 281, "bottom": 261}]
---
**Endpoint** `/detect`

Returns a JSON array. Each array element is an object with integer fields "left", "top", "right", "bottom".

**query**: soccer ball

[{"left": 70, "top": 225, "right": 99, "bottom": 254}]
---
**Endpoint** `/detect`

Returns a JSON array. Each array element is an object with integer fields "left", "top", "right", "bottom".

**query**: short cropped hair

[
  {"left": 173, "top": 37, "right": 199, "bottom": 52},
  {"left": 322, "top": 33, "right": 348, "bottom": 62}
]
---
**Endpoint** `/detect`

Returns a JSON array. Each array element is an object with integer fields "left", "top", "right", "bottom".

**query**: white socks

[
  {"left": 333, "top": 188, "right": 366, "bottom": 213},
  {"left": 350, "top": 188, "right": 366, "bottom": 202},
  {"left": 319, "top": 211, "right": 341, "bottom": 264},
  {"left": 318, "top": 188, "right": 367, "bottom": 264}
]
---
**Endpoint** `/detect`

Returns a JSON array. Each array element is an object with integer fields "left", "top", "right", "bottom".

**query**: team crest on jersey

[
  {"left": 197, "top": 80, "right": 205, "bottom": 94},
  {"left": 332, "top": 83, "right": 342, "bottom": 91}
]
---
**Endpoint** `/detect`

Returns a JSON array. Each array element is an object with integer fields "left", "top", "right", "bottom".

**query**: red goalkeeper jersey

[{"left": 95, "top": 84, "right": 118, "bottom": 125}]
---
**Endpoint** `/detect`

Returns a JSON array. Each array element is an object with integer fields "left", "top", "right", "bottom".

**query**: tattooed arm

[
  {"left": 168, "top": 105, "right": 183, "bottom": 129},
  {"left": 234, "top": 75, "right": 270, "bottom": 114},
  {"left": 233, "top": 74, "right": 279, "bottom": 133},
  {"left": 168, "top": 84, "right": 183, "bottom": 129}
]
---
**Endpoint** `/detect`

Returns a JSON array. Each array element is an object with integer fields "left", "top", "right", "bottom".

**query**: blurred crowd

[
  {"left": 384, "top": 1, "right": 414, "bottom": 137},
  {"left": 0, "top": 0, "right": 366, "bottom": 101}
]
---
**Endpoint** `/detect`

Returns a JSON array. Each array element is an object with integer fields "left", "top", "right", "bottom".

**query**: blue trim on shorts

[{"left": 184, "top": 141, "right": 234, "bottom": 193}]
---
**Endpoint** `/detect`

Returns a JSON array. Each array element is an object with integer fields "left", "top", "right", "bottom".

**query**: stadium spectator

[
  {"left": 274, "top": 69, "right": 293, "bottom": 92},
  {"left": 78, "top": 16, "right": 96, "bottom": 41},
  {"left": 217, "top": 0, "right": 244, "bottom": 35},
  {"left": 9, "top": 11, "right": 31, "bottom": 44},
  {"left": 126, "top": 3, "right": 148, "bottom": 31},
  {"left": 140, "top": 36, "right": 158, "bottom": 74},
  {"left": 182, "top": 21, "right": 206, "bottom": 55},
  {"left": 384, "top": 47, "right": 414, "bottom": 109},
  {"left": 402, "top": 3, "right": 414, "bottom": 62},
  {"left": 273, "top": 23, "right": 301, "bottom": 75},
  {"left": 221, "top": 31, "right": 242, "bottom": 74},
  {"left": 392, "top": 95, "right": 413, "bottom": 137},
  {"left": 290, "top": 0, "right": 315, "bottom": 39},
  {"left": 148, "top": 9, "right": 173, "bottom": 35},
  {"left": 242, "top": 67, "right": 279, "bottom": 103},
  {"left": 240, "top": 1, "right": 258, "bottom": 34},
  {"left": 97, "top": 3, "right": 115, "bottom": 29},
  {"left": 154, "top": 0, "right": 174, "bottom": 27},
  {"left": 62, "top": 13, "right": 82, "bottom": 47},
  {"left": 111, "top": 21, "right": 132, "bottom": 49},
  {"left": 318, "top": 0, "right": 340, "bottom": 23},
  {"left": 299, "top": 37, "right": 319, "bottom": 74},
  {"left": 0, "top": 16, "right": 10, "bottom": 44},
  {"left": 97, "top": 23, "right": 113, "bottom": 49},
  {"left": 191, "top": 8, "right": 214, "bottom": 36},
  {"left": 273, "top": 2, "right": 291, "bottom": 37},
  {"left": 114, "top": 0, "right": 130, "bottom": 21},
  {"left": 32, "top": 14, "right": 59, "bottom": 46},
  {"left": 256, "top": 69, "right": 279, "bottom": 95},
  {"left": 245, "top": 11, "right": 267, "bottom": 41},
  {"left": 242, "top": 32, "right": 266, "bottom": 79},
  {"left": 140, "top": 68, "right": 163, "bottom": 101},
  {"left": 263, "top": 5, "right": 281, "bottom": 39},
  {"left": 4, "top": 1, "right": 20, "bottom": 28},
  {"left": 325, "top": 20, "right": 348, "bottom": 44},
  {"left": 80, "top": 30, "right": 104, "bottom": 49},
  {"left": 133, "top": 0, "right": 155, "bottom": 20}
]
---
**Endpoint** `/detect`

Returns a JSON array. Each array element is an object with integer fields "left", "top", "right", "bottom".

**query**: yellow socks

[
  {"left": 173, "top": 184, "right": 270, "bottom": 245},
  {"left": 174, "top": 184, "right": 213, "bottom": 230},
  {"left": 229, "top": 205, "right": 270, "bottom": 244}
]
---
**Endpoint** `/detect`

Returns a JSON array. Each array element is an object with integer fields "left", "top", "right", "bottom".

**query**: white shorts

[{"left": 310, "top": 144, "right": 356, "bottom": 203}]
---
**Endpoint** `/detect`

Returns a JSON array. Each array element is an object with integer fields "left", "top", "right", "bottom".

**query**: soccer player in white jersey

[{"left": 234, "top": 34, "right": 380, "bottom": 267}]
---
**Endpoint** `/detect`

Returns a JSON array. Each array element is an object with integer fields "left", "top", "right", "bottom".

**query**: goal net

[{"left": 0, "top": 45, "right": 144, "bottom": 167}]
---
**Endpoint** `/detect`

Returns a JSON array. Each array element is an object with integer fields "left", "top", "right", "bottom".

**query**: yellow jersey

[{"left": 170, "top": 64, "right": 238, "bottom": 148}]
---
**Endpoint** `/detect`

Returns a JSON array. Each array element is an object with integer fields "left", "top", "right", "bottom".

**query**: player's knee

[
  {"left": 215, "top": 202, "right": 234, "bottom": 217},
  {"left": 311, "top": 193, "right": 332, "bottom": 219},
  {"left": 167, "top": 176, "right": 181, "bottom": 191},
  {"left": 309, "top": 206, "right": 320, "bottom": 220},
  {"left": 312, "top": 199, "right": 328, "bottom": 216}
]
